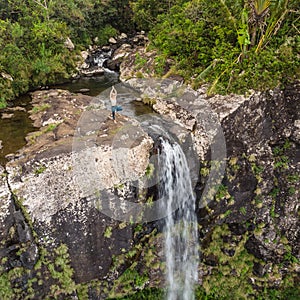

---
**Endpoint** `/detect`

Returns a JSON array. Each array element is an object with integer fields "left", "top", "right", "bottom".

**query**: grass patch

[{"left": 31, "top": 103, "right": 51, "bottom": 114}]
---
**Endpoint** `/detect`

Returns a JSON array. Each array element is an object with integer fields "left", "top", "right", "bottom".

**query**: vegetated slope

[
  {"left": 133, "top": 0, "right": 299, "bottom": 94},
  {"left": 0, "top": 0, "right": 133, "bottom": 107}
]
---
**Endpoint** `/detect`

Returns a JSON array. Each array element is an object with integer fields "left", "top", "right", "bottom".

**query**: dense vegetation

[
  {"left": 133, "top": 0, "right": 299, "bottom": 94},
  {"left": 0, "top": 0, "right": 132, "bottom": 108},
  {"left": 0, "top": 0, "right": 299, "bottom": 107}
]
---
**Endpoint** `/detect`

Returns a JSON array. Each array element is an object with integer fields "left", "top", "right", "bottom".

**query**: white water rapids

[{"left": 158, "top": 138, "right": 199, "bottom": 300}]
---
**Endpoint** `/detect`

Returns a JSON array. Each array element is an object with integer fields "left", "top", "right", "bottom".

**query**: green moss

[
  {"left": 76, "top": 283, "right": 89, "bottom": 300},
  {"left": 109, "top": 267, "right": 149, "bottom": 298},
  {"left": 220, "top": 209, "right": 232, "bottom": 219},
  {"left": 201, "top": 222, "right": 299, "bottom": 299},
  {"left": 145, "top": 163, "right": 155, "bottom": 179},
  {"left": 119, "top": 222, "right": 128, "bottom": 230},
  {"left": 202, "top": 224, "right": 256, "bottom": 298},
  {"left": 200, "top": 166, "right": 210, "bottom": 177},
  {"left": 142, "top": 97, "right": 156, "bottom": 106},
  {"left": 12, "top": 196, "right": 38, "bottom": 241},
  {"left": 0, "top": 272, "right": 14, "bottom": 299},
  {"left": 29, "top": 122, "right": 60, "bottom": 144},
  {"left": 48, "top": 244, "right": 76, "bottom": 294},
  {"left": 0, "top": 98, "right": 7, "bottom": 109},
  {"left": 31, "top": 103, "right": 51, "bottom": 114},
  {"left": 44, "top": 123, "right": 59, "bottom": 133},
  {"left": 108, "top": 229, "right": 160, "bottom": 298},
  {"left": 136, "top": 71, "right": 144, "bottom": 78},
  {"left": 283, "top": 252, "right": 299, "bottom": 264},
  {"left": 134, "top": 53, "right": 148, "bottom": 68},
  {"left": 111, "top": 287, "right": 164, "bottom": 300},
  {"left": 239, "top": 206, "right": 247, "bottom": 215},
  {"left": 104, "top": 226, "right": 113, "bottom": 238},
  {"left": 215, "top": 184, "right": 231, "bottom": 202},
  {"left": 34, "top": 165, "right": 47, "bottom": 175},
  {"left": 146, "top": 196, "right": 154, "bottom": 208},
  {"left": 287, "top": 174, "right": 300, "bottom": 183}
]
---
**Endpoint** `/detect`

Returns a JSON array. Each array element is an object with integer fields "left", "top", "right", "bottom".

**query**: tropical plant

[
  {"left": 131, "top": 0, "right": 188, "bottom": 31},
  {"left": 248, "top": 0, "right": 271, "bottom": 46},
  {"left": 148, "top": 0, "right": 299, "bottom": 94}
]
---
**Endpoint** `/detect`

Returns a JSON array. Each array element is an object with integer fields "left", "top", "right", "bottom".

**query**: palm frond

[{"left": 253, "top": 0, "right": 271, "bottom": 16}]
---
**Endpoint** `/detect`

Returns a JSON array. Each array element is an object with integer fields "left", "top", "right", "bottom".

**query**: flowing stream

[{"left": 158, "top": 138, "right": 199, "bottom": 300}]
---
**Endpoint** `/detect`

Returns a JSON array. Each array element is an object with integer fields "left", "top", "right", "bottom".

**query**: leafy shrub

[
  {"left": 96, "top": 25, "right": 118, "bottom": 46},
  {"left": 149, "top": 0, "right": 300, "bottom": 94}
]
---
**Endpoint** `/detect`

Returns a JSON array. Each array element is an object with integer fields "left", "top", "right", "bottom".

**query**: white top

[{"left": 110, "top": 86, "right": 117, "bottom": 106}]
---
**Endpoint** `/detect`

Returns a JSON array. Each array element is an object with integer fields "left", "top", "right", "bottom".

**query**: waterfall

[
  {"left": 158, "top": 138, "right": 199, "bottom": 300},
  {"left": 93, "top": 50, "right": 112, "bottom": 67},
  {"left": 92, "top": 50, "right": 116, "bottom": 73}
]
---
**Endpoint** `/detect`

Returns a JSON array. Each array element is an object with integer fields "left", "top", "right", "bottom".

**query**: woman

[{"left": 110, "top": 86, "right": 122, "bottom": 121}]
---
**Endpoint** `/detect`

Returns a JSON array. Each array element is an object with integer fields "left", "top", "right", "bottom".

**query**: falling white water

[
  {"left": 159, "top": 138, "right": 199, "bottom": 300},
  {"left": 94, "top": 50, "right": 112, "bottom": 67}
]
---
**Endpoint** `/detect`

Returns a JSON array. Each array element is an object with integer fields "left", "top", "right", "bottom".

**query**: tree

[{"left": 131, "top": 0, "right": 188, "bottom": 31}]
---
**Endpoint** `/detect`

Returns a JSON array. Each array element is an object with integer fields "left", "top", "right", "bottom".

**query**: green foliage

[
  {"left": 135, "top": 53, "right": 148, "bottom": 68},
  {"left": 0, "top": 4, "right": 77, "bottom": 103},
  {"left": 258, "top": 286, "right": 300, "bottom": 300},
  {"left": 200, "top": 224, "right": 299, "bottom": 299},
  {"left": 0, "top": 271, "right": 13, "bottom": 299},
  {"left": 34, "top": 165, "right": 47, "bottom": 175},
  {"left": 145, "top": 163, "right": 155, "bottom": 178},
  {"left": 272, "top": 142, "right": 291, "bottom": 170},
  {"left": 96, "top": 25, "right": 118, "bottom": 46},
  {"left": 283, "top": 251, "right": 299, "bottom": 264},
  {"left": 104, "top": 226, "right": 113, "bottom": 238},
  {"left": 0, "top": 0, "right": 134, "bottom": 104},
  {"left": 31, "top": 103, "right": 51, "bottom": 114},
  {"left": 50, "top": 244, "right": 76, "bottom": 294},
  {"left": 237, "top": 8, "right": 251, "bottom": 53},
  {"left": 109, "top": 266, "right": 149, "bottom": 298},
  {"left": 239, "top": 206, "right": 247, "bottom": 215},
  {"left": 131, "top": 0, "right": 188, "bottom": 31},
  {"left": 0, "top": 97, "right": 7, "bottom": 109},
  {"left": 109, "top": 287, "right": 164, "bottom": 299},
  {"left": 148, "top": 0, "right": 299, "bottom": 94},
  {"left": 215, "top": 184, "right": 231, "bottom": 201},
  {"left": 201, "top": 224, "right": 256, "bottom": 299}
]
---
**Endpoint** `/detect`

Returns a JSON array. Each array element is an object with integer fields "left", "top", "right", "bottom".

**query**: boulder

[
  {"left": 1, "top": 113, "right": 14, "bottom": 119},
  {"left": 106, "top": 44, "right": 132, "bottom": 71},
  {"left": 80, "top": 66, "right": 105, "bottom": 76},
  {"left": 109, "top": 37, "right": 117, "bottom": 44},
  {"left": 1, "top": 72, "right": 13, "bottom": 81},
  {"left": 0, "top": 78, "right": 299, "bottom": 298},
  {"left": 64, "top": 37, "right": 75, "bottom": 50},
  {"left": 119, "top": 32, "right": 128, "bottom": 39}
]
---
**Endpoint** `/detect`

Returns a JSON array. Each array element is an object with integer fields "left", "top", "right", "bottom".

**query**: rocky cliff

[
  {"left": 0, "top": 89, "right": 154, "bottom": 299},
  {"left": 0, "top": 79, "right": 299, "bottom": 299}
]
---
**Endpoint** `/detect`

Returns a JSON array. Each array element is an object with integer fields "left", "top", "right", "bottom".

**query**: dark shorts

[{"left": 111, "top": 105, "right": 122, "bottom": 112}]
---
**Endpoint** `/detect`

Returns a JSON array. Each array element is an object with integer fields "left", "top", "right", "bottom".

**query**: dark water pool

[
  {"left": 0, "top": 95, "right": 36, "bottom": 165},
  {"left": 52, "top": 73, "right": 119, "bottom": 96}
]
